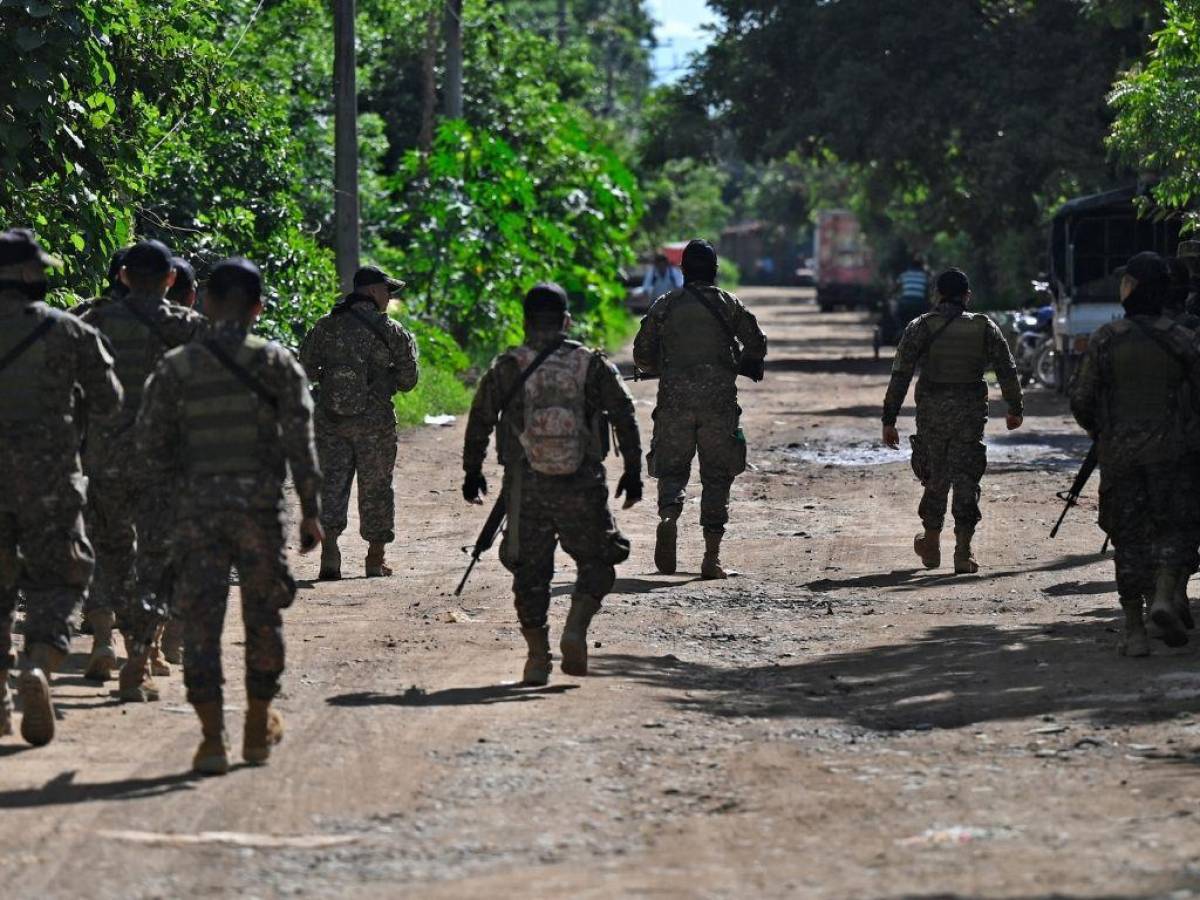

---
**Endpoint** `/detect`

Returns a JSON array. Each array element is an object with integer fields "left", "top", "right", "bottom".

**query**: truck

[
  {"left": 814, "top": 209, "right": 881, "bottom": 312},
  {"left": 1048, "top": 186, "right": 1182, "bottom": 390}
]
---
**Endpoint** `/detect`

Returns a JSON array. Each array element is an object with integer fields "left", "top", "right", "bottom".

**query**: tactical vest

[
  {"left": 1104, "top": 319, "right": 1185, "bottom": 423},
  {"left": 660, "top": 288, "right": 737, "bottom": 372},
  {"left": 513, "top": 344, "right": 594, "bottom": 475},
  {"left": 922, "top": 312, "right": 989, "bottom": 384},
  {"left": 167, "top": 336, "right": 280, "bottom": 477},
  {"left": 95, "top": 301, "right": 170, "bottom": 415},
  {"left": 0, "top": 309, "right": 53, "bottom": 422}
]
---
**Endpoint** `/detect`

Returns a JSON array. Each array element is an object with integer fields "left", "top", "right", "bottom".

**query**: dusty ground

[{"left": 5, "top": 287, "right": 1200, "bottom": 899}]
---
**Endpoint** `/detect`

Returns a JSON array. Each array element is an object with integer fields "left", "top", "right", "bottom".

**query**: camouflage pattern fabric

[
  {"left": 0, "top": 293, "right": 123, "bottom": 657},
  {"left": 632, "top": 283, "right": 766, "bottom": 532},
  {"left": 314, "top": 413, "right": 398, "bottom": 542},
  {"left": 86, "top": 474, "right": 137, "bottom": 621}
]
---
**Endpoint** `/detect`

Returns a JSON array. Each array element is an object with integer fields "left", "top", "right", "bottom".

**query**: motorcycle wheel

[{"left": 1034, "top": 340, "right": 1058, "bottom": 389}]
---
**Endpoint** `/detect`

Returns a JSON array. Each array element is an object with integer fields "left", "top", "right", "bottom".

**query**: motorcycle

[{"left": 1011, "top": 292, "right": 1057, "bottom": 389}]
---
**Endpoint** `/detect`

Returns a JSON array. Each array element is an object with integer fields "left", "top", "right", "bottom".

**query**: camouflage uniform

[
  {"left": 1070, "top": 315, "right": 1200, "bottom": 617},
  {"left": 632, "top": 284, "right": 766, "bottom": 532},
  {"left": 299, "top": 295, "right": 418, "bottom": 545},
  {"left": 883, "top": 301, "right": 1022, "bottom": 535},
  {"left": 80, "top": 292, "right": 205, "bottom": 644},
  {"left": 463, "top": 333, "right": 640, "bottom": 629},
  {"left": 137, "top": 321, "right": 321, "bottom": 705},
  {"left": 0, "top": 292, "right": 122, "bottom": 664}
]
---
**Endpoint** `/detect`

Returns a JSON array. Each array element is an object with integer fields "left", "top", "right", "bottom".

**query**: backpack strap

[
  {"left": 201, "top": 339, "right": 279, "bottom": 409},
  {"left": 342, "top": 301, "right": 394, "bottom": 353},
  {"left": 500, "top": 340, "right": 565, "bottom": 412},
  {"left": 0, "top": 316, "right": 55, "bottom": 375},
  {"left": 916, "top": 308, "right": 964, "bottom": 363},
  {"left": 121, "top": 299, "right": 181, "bottom": 349},
  {"left": 683, "top": 284, "right": 740, "bottom": 351}
]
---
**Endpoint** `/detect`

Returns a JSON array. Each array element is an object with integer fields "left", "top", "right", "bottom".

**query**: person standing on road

[
  {"left": 300, "top": 266, "right": 418, "bottom": 581},
  {"left": 1070, "top": 252, "right": 1200, "bottom": 657},
  {"left": 882, "top": 268, "right": 1023, "bottom": 574},
  {"left": 642, "top": 253, "right": 684, "bottom": 301},
  {"left": 633, "top": 239, "right": 767, "bottom": 580},
  {"left": 0, "top": 229, "right": 123, "bottom": 746},
  {"left": 896, "top": 257, "right": 930, "bottom": 328},
  {"left": 461, "top": 283, "right": 642, "bottom": 685},
  {"left": 138, "top": 257, "right": 323, "bottom": 774}
]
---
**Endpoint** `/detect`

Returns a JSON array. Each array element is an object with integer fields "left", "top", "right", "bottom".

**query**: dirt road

[{"left": 5, "top": 287, "right": 1200, "bottom": 899}]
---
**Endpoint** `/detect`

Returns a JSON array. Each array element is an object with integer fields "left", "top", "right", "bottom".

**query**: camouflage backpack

[
  {"left": 321, "top": 361, "right": 368, "bottom": 416},
  {"left": 514, "top": 344, "right": 593, "bottom": 475}
]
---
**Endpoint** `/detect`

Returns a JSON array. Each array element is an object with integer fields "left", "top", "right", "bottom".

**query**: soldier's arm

[
  {"left": 881, "top": 320, "right": 925, "bottom": 426},
  {"left": 298, "top": 322, "right": 323, "bottom": 383},
  {"left": 388, "top": 321, "right": 420, "bottom": 393},
  {"left": 136, "top": 360, "right": 183, "bottom": 484},
  {"left": 632, "top": 309, "right": 662, "bottom": 375},
  {"left": 590, "top": 354, "right": 641, "bottom": 473},
  {"left": 74, "top": 323, "right": 123, "bottom": 419},
  {"left": 272, "top": 351, "right": 322, "bottom": 519},
  {"left": 463, "top": 363, "right": 504, "bottom": 475},
  {"left": 986, "top": 319, "right": 1024, "bottom": 416},
  {"left": 731, "top": 297, "right": 768, "bottom": 362},
  {"left": 1069, "top": 341, "right": 1103, "bottom": 436}
]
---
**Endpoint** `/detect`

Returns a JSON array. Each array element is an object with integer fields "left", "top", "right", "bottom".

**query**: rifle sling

[
  {"left": 202, "top": 339, "right": 279, "bottom": 409},
  {"left": 499, "top": 339, "right": 565, "bottom": 412},
  {"left": 122, "top": 299, "right": 181, "bottom": 349},
  {"left": 344, "top": 302, "right": 395, "bottom": 354},
  {"left": 682, "top": 284, "right": 745, "bottom": 366},
  {"left": 916, "top": 309, "right": 962, "bottom": 363},
  {"left": 0, "top": 316, "right": 55, "bottom": 375}
]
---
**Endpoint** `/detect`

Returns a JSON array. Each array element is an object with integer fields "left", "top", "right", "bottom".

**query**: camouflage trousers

[
  {"left": 499, "top": 468, "right": 630, "bottom": 629},
  {"left": 649, "top": 393, "right": 746, "bottom": 532},
  {"left": 174, "top": 509, "right": 296, "bottom": 705},
  {"left": 316, "top": 413, "right": 398, "bottom": 543},
  {"left": 86, "top": 474, "right": 136, "bottom": 617},
  {"left": 1099, "top": 461, "right": 1200, "bottom": 605},
  {"left": 0, "top": 472, "right": 94, "bottom": 660},
  {"left": 911, "top": 386, "right": 988, "bottom": 533}
]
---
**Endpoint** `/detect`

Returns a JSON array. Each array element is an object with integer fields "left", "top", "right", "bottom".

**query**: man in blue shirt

[{"left": 643, "top": 253, "right": 684, "bottom": 301}]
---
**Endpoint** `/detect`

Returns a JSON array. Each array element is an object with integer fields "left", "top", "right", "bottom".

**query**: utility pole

[
  {"left": 333, "top": 0, "right": 360, "bottom": 292},
  {"left": 443, "top": 0, "right": 464, "bottom": 118}
]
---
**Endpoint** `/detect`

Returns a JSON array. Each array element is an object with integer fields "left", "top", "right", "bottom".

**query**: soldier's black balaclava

[
  {"left": 682, "top": 239, "right": 718, "bottom": 284},
  {"left": 935, "top": 268, "right": 970, "bottom": 306},
  {"left": 524, "top": 282, "right": 569, "bottom": 332},
  {"left": 1121, "top": 252, "right": 1169, "bottom": 317}
]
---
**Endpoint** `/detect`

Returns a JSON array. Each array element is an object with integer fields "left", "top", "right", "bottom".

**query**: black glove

[
  {"left": 462, "top": 471, "right": 488, "bottom": 503},
  {"left": 738, "top": 356, "right": 765, "bottom": 382},
  {"left": 616, "top": 471, "right": 643, "bottom": 506}
]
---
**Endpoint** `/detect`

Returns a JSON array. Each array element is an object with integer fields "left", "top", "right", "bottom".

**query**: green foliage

[
  {"left": 392, "top": 366, "right": 473, "bottom": 427},
  {"left": 640, "top": 158, "right": 732, "bottom": 252}
]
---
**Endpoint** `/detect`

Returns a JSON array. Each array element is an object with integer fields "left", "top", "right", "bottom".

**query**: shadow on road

[
  {"left": 326, "top": 683, "right": 578, "bottom": 708},
  {"left": 0, "top": 769, "right": 199, "bottom": 809},
  {"left": 552, "top": 576, "right": 702, "bottom": 598},
  {"left": 806, "top": 553, "right": 1107, "bottom": 594}
]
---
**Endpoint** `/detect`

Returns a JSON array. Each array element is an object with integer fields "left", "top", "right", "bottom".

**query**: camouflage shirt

[
  {"left": 137, "top": 320, "right": 322, "bottom": 518},
  {"left": 464, "top": 330, "right": 641, "bottom": 479},
  {"left": 299, "top": 295, "right": 419, "bottom": 426}
]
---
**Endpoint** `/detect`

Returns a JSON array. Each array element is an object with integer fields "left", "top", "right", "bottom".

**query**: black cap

[
  {"left": 936, "top": 268, "right": 970, "bottom": 299},
  {"left": 123, "top": 240, "right": 173, "bottom": 276},
  {"left": 107, "top": 248, "right": 129, "bottom": 285},
  {"left": 1119, "top": 251, "right": 1170, "bottom": 288},
  {"left": 353, "top": 265, "right": 405, "bottom": 293},
  {"left": 169, "top": 256, "right": 196, "bottom": 294},
  {"left": 523, "top": 282, "right": 568, "bottom": 318},
  {"left": 208, "top": 257, "right": 263, "bottom": 302},
  {"left": 0, "top": 228, "right": 61, "bottom": 268},
  {"left": 682, "top": 239, "right": 718, "bottom": 275}
]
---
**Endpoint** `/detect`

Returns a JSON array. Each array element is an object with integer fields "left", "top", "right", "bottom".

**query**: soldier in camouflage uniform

[
  {"left": 80, "top": 240, "right": 206, "bottom": 698},
  {"left": 462, "top": 283, "right": 642, "bottom": 684},
  {"left": 300, "top": 266, "right": 418, "bottom": 580},
  {"left": 69, "top": 248, "right": 128, "bottom": 318},
  {"left": 1071, "top": 252, "right": 1200, "bottom": 656},
  {"left": 882, "top": 268, "right": 1023, "bottom": 574},
  {"left": 0, "top": 229, "right": 122, "bottom": 746},
  {"left": 633, "top": 239, "right": 767, "bottom": 580},
  {"left": 138, "top": 257, "right": 323, "bottom": 774}
]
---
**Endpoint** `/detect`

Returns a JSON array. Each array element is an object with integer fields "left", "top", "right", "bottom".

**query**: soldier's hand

[
  {"left": 882, "top": 425, "right": 900, "bottom": 449},
  {"left": 463, "top": 471, "right": 488, "bottom": 505},
  {"left": 1006, "top": 414, "right": 1024, "bottom": 431},
  {"left": 299, "top": 517, "right": 324, "bottom": 553},
  {"left": 616, "top": 472, "right": 643, "bottom": 509}
]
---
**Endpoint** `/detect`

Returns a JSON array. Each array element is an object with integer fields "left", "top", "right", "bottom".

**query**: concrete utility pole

[
  {"left": 443, "top": 0, "right": 464, "bottom": 118},
  {"left": 333, "top": 0, "right": 360, "bottom": 292}
]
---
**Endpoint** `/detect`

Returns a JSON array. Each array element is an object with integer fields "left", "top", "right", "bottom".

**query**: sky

[{"left": 648, "top": 0, "right": 719, "bottom": 84}]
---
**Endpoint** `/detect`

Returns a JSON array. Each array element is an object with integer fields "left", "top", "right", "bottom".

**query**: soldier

[
  {"left": 69, "top": 248, "right": 129, "bottom": 318},
  {"left": 299, "top": 266, "right": 418, "bottom": 580},
  {"left": 137, "top": 257, "right": 323, "bottom": 774},
  {"left": 80, "top": 239, "right": 206, "bottom": 698},
  {"left": 632, "top": 239, "right": 767, "bottom": 579},
  {"left": 167, "top": 256, "right": 198, "bottom": 309},
  {"left": 0, "top": 229, "right": 122, "bottom": 745},
  {"left": 1179, "top": 241, "right": 1200, "bottom": 315},
  {"left": 882, "top": 268, "right": 1023, "bottom": 574},
  {"left": 462, "top": 283, "right": 642, "bottom": 684}
]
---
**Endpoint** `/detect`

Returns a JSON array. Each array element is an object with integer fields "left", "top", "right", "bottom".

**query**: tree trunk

[
  {"left": 418, "top": 4, "right": 439, "bottom": 151},
  {"left": 333, "top": 0, "right": 360, "bottom": 292},
  {"left": 557, "top": 0, "right": 568, "bottom": 47},
  {"left": 443, "top": 0, "right": 464, "bottom": 119}
]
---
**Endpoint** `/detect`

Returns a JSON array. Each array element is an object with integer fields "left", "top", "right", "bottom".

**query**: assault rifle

[
  {"left": 455, "top": 494, "right": 507, "bottom": 596},
  {"left": 624, "top": 369, "right": 657, "bottom": 382},
  {"left": 1050, "top": 443, "right": 1098, "bottom": 539}
]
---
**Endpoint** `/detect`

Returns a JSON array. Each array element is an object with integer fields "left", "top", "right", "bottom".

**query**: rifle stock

[{"left": 455, "top": 493, "right": 507, "bottom": 596}]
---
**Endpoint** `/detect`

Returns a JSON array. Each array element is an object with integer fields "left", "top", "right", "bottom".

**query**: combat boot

[
  {"left": 1119, "top": 598, "right": 1150, "bottom": 658},
  {"left": 953, "top": 529, "right": 979, "bottom": 575},
  {"left": 243, "top": 697, "right": 284, "bottom": 765},
  {"left": 1149, "top": 567, "right": 1189, "bottom": 648},
  {"left": 365, "top": 542, "right": 392, "bottom": 578},
  {"left": 83, "top": 608, "right": 119, "bottom": 682},
  {"left": 18, "top": 644, "right": 64, "bottom": 746},
  {"left": 191, "top": 701, "right": 230, "bottom": 776},
  {"left": 0, "top": 671, "right": 12, "bottom": 738},
  {"left": 701, "top": 528, "right": 729, "bottom": 580},
  {"left": 161, "top": 617, "right": 184, "bottom": 666},
  {"left": 560, "top": 594, "right": 602, "bottom": 677},
  {"left": 1175, "top": 573, "right": 1195, "bottom": 631},
  {"left": 520, "top": 626, "right": 552, "bottom": 686},
  {"left": 655, "top": 516, "right": 678, "bottom": 575},
  {"left": 118, "top": 650, "right": 161, "bottom": 703},
  {"left": 914, "top": 529, "right": 941, "bottom": 569},
  {"left": 318, "top": 535, "right": 341, "bottom": 581},
  {"left": 148, "top": 624, "right": 171, "bottom": 677}
]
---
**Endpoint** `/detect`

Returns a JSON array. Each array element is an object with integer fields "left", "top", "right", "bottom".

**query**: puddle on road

[{"left": 777, "top": 432, "right": 1090, "bottom": 471}]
